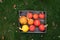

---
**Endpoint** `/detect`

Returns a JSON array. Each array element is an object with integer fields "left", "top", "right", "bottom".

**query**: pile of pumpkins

[{"left": 19, "top": 12, "right": 46, "bottom": 32}]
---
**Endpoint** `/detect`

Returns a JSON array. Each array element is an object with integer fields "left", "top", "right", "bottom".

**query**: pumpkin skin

[
  {"left": 29, "top": 25, "right": 35, "bottom": 32},
  {"left": 19, "top": 16, "right": 27, "bottom": 24},
  {"left": 39, "top": 24, "right": 45, "bottom": 32},
  {"left": 28, "top": 19, "right": 34, "bottom": 25},
  {"left": 33, "top": 14, "right": 38, "bottom": 19},
  {"left": 39, "top": 12, "right": 45, "bottom": 19},
  {"left": 19, "top": 25, "right": 29, "bottom": 32},
  {"left": 34, "top": 20, "right": 40, "bottom": 26},
  {"left": 27, "top": 12, "right": 33, "bottom": 19}
]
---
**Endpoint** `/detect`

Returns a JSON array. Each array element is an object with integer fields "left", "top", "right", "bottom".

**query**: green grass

[{"left": 0, "top": 0, "right": 60, "bottom": 40}]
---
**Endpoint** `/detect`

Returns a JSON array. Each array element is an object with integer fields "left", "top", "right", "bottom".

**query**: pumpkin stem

[
  {"left": 19, "top": 27, "right": 22, "bottom": 30},
  {"left": 44, "top": 24, "right": 48, "bottom": 27}
]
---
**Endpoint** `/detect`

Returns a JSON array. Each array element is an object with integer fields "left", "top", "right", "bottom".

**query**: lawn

[{"left": 0, "top": 0, "right": 60, "bottom": 40}]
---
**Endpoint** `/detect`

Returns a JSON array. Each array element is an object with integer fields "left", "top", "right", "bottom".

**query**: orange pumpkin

[
  {"left": 27, "top": 12, "right": 33, "bottom": 19},
  {"left": 28, "top": 19, "right": 34, "bottom": 25},
  {"left": 19, "top": 16, "right": 27, "bottom": 24},
  {"left": 33, "top": 14, "right": 38, "bottom": 19}
]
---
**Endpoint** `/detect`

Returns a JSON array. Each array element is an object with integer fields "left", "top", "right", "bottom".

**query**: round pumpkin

[
  {"left": 19, "top": 16, "right": 27, "bottom": 24},
  {"left": 28, "top": 19, "right": 34, "bottom": 25}
]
